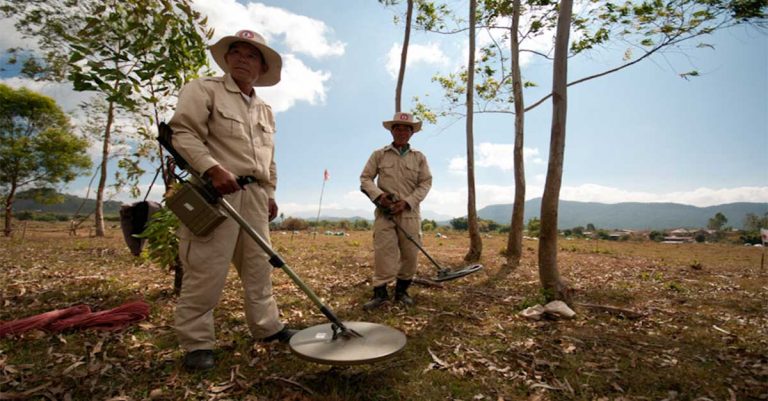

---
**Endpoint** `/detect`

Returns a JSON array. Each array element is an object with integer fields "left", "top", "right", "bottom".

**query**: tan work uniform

[
  {"left": 360, "top": 145, "right": 432, "bottom": 287},
  {"left": 169, "top": 74, "right": 282, "bottom": 352}
]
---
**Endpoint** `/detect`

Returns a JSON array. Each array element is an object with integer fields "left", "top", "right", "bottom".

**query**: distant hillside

[
  {"left": 12, "top": 193, "right": 124, "bottom": 216},
  {"left": 477, "top": 199, "right": 768, "bottom": 230},
  {"left": 13, "top": 192, "right": 765, "bottom": 230}
]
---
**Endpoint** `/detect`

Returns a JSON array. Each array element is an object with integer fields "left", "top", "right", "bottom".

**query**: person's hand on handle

[
  {"left": 389, "top": 200, "right": 410, "bottom": 215},
  {"left": 376, "top": 193, "right": 394, "bottom": 209},
  {"left": 205, "top": 165, "right": 241, "bottom": 195}
]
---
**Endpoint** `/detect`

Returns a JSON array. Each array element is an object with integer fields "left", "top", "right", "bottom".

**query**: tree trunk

[
  {"left": 504, "top": 0, "right": 526, "bottom": 270},
  {"left": 94, "top": 100, "right": 115, "bottom": 237},
  {"left": 3, "top": 183, "right": 17, "bottom": 237},
  {"left": 464, "top": 0, "right": 482, "bottom": 263},
  {"left": 395, "top": 0, "right": 414, "bottom": 113},
  {"left": 538, "top": 0, "right": 573, "bottom": 302}
]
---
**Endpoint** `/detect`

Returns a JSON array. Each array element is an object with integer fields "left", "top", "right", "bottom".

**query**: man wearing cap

[
  {"left": 360, "top": 112, "right": 432, "bottom": 310},
  {"left": 169, "top": 30, "right": 296, "bottom": 371}
]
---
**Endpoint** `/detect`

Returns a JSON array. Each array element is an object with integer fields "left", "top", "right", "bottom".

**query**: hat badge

[
  {"left": 238, "top": 30, "right": 255, "bottom": 39},
  {"left": 399, "top": 114, "right": 409, "bottom": 121}
]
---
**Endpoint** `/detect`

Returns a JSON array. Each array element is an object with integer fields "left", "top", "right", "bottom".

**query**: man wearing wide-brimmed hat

[
  {"left": 169, "top": 29, "right": 296, "bottom": 371},
  {"left": 360, "top": 112, "right": 433, "bottom": 310}
]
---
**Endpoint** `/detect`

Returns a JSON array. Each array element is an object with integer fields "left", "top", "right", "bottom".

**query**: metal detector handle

[{"left": 216, "top": 199, "right": 353, "bottom": 333}]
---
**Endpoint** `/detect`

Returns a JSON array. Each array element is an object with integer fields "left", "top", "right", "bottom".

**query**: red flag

[{"left": 323, "top": 169, "right": 329, "bottom": 181}]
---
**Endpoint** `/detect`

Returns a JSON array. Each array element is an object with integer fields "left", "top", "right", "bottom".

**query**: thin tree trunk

[
  {"left": 395, "top": 0, "right": 414, "bottom": 113},
  {"left": 505, "top": 0, "right": 526, "bottom": 270},
  {"left": 464, "top": 0, "right": 482, "bottom": 263},
  {"left": 538, "top": 0, "right": 573, "bottom": 302},
  {"left": 94, "top": 100, "right": 115, "bottom": 237},
  {"left": 3, "top": 183, "right": 17, "bottom": 237}
]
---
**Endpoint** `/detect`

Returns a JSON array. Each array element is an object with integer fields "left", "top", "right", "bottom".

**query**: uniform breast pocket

[
  {"left": 214, "top": 106, "right": 247, "bottom": 138},
  {"left": 258, "top": 121, "right": 275, "bottom": 147},
  {"left": 404, "top": 161, "right": 420, "bottom": 181},
  {"left": 379, "top": 160, "right": 396, "bottom": 177}
]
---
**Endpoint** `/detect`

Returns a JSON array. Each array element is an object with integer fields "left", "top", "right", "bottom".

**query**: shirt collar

[
  {"left": 387, "top": 143, "right": 410, "bottom": 156},
  {"left": 224, "top": 73, "right": 254, "bottom": 97}
]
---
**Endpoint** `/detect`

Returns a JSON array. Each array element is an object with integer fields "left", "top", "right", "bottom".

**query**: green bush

[{"left": 135, "top": 207, "right": 179, "bottom": 270}]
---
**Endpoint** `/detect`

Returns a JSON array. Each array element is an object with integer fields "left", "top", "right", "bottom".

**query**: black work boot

[
  {"left": 183, "top": 349, "right": 214, "bottom": 371},
  {"left": 259, "top": 326, "right": 299, "bottom": 344},
  {"left": 363, "top": 285, "right": 389, "bottom": 311},
  {"left": 394, "top": 279, "right": 414, "bottom": 306}
]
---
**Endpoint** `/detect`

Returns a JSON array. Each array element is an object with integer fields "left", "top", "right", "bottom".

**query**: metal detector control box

[{"left": 166, "top": 182, "right": 227, "bottom": 236}]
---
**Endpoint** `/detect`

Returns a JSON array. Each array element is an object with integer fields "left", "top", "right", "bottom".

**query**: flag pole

[{"left": 314, "top": 169, "right": 329, "bottom": 236}]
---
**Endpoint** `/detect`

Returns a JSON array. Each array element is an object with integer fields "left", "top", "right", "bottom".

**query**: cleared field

[{"left": 1, "top": 223, "right": 766, "bottom": 400}]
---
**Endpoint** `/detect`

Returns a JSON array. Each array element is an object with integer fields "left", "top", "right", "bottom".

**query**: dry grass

[{"left": 1, "top": 222, "right": 766, "bottom": 400}]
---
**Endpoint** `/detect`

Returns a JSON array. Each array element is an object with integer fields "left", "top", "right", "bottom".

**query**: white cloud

[
  {"left": 0, "top": 77, "right": 95, "bottom": 116},
  {"left": 422, "top": 184, "right": 517, "bottom": 217},
  {"left": 416, "top": 184, "right": 768, "bottom": 218},
  {"left": 477, "top": 143, "right": 544, "bottom": 170},
  {"left": 193, "top": 0, "right": 345, "bottom": 59},
  {"left": 4, "top": 2, "right": 343, "bottom": 120},
  {"left": 559, "top": 184, "right": 768, "bottom": 207},
  {"left": 281, "top": 192, "right": 373, "bottom": 219},
  {"left": 257, "top": 54, "right": 331, "bottom": 113},
  {"left": 386, "top": 42, "right": 450, "bottom": 79},
  {"left": 448, "top": 142, "right": 544, "bottom": 173},
  {"left": 448, "top": 156, "right": 466, "bottom": 173},
  {"left": 191, "top": 0, "right": 344, "bottom": 113}
]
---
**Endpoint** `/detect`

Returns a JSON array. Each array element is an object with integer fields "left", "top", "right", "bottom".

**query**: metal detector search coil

[{"left": 166, "top": 182, "right": 227, "bottom": 236}]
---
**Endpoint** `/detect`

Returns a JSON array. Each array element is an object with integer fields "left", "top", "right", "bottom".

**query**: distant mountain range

[
  {"left": 13, "top": 192, "right": 124, "bottom": 215},
  {"left": 12, "top": 192, "right": 766, "bottom": 230},
  {"left": 476, "top": 198, "right": 767, "bottom": 230},
  {"left": 294, "top": 199, "right": 766, "bottom": 230}
]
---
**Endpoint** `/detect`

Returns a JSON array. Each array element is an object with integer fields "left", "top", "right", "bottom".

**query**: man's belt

[{"left": 237, "top": 175, "right": 264, "bottom": 188}]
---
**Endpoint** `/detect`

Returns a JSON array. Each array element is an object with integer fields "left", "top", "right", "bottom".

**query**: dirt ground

[{"left": 1, "top": 223, "right": 766, "bottom": 400}]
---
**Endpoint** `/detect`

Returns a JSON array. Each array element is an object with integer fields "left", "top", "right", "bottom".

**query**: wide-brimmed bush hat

[
  {"left": 382, "top": 112, "right": 422, "bottom": 133},
  {"left": 209, "top": 29, "right": 282, "bottom": 86}
]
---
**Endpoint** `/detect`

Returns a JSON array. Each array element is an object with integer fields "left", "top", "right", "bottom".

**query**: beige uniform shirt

[
  {"left": 360, "top": 145, "right": 432, "bottom": 217},
  {"left": 169, "top": 74, "right": 277, "bottom": 198}
]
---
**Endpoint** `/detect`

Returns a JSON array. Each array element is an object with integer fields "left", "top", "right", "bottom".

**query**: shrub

[
  {"left": 281, "top": 217, "right": 309, "bottom": 231},
  {"left": 649, "top": 231, "right": 664, "bottom": 242},
  {"left": 135, "top": 208, "right": 179, "bottom": 270}
]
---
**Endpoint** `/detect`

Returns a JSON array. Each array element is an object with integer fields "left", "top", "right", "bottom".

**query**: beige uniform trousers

[
  {"left": 174, "top": 183, "right": 282, "bottom": 351},
  {"left": 372, "top": 212, "right": 422, "bottom": 287}
]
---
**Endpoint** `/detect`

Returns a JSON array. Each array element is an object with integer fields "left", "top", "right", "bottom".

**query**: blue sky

[{"left": 2, "top": 0, "right": 766, "bottom": 220}]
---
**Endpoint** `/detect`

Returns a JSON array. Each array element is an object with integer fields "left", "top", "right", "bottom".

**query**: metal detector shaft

[
  {"left": 387, "top": 215, "right": 446, "bottom": 272},
  {"left": 361, "top": 188, "right": 446, "bottom": 272},
  {"left": 216, "top": 198, "right": 357, "bottom": 335}
]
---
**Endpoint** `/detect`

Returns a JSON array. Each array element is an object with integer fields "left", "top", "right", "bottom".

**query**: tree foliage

[
  {"left": 2, "top": 0, "right": 213, "bottom": 236},
  {"left": 0, "top": 84, "right": 92, "bottom": 235},
  {"left": 707, "top": 211, "right": 728, "bottom": 231},
  {"left": 743, "top": 212, "right": 768, "bottom": 232},
  {"left": 525, "top": 216, "right": 541, "bottom": 237}
]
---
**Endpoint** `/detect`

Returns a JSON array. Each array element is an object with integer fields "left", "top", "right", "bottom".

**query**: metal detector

[
  {"left": 158, "top": 123, "right": 406, "bottom": 365},
  {"left": 364, "top": 191, "right": 483, "bottom": 282}
]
